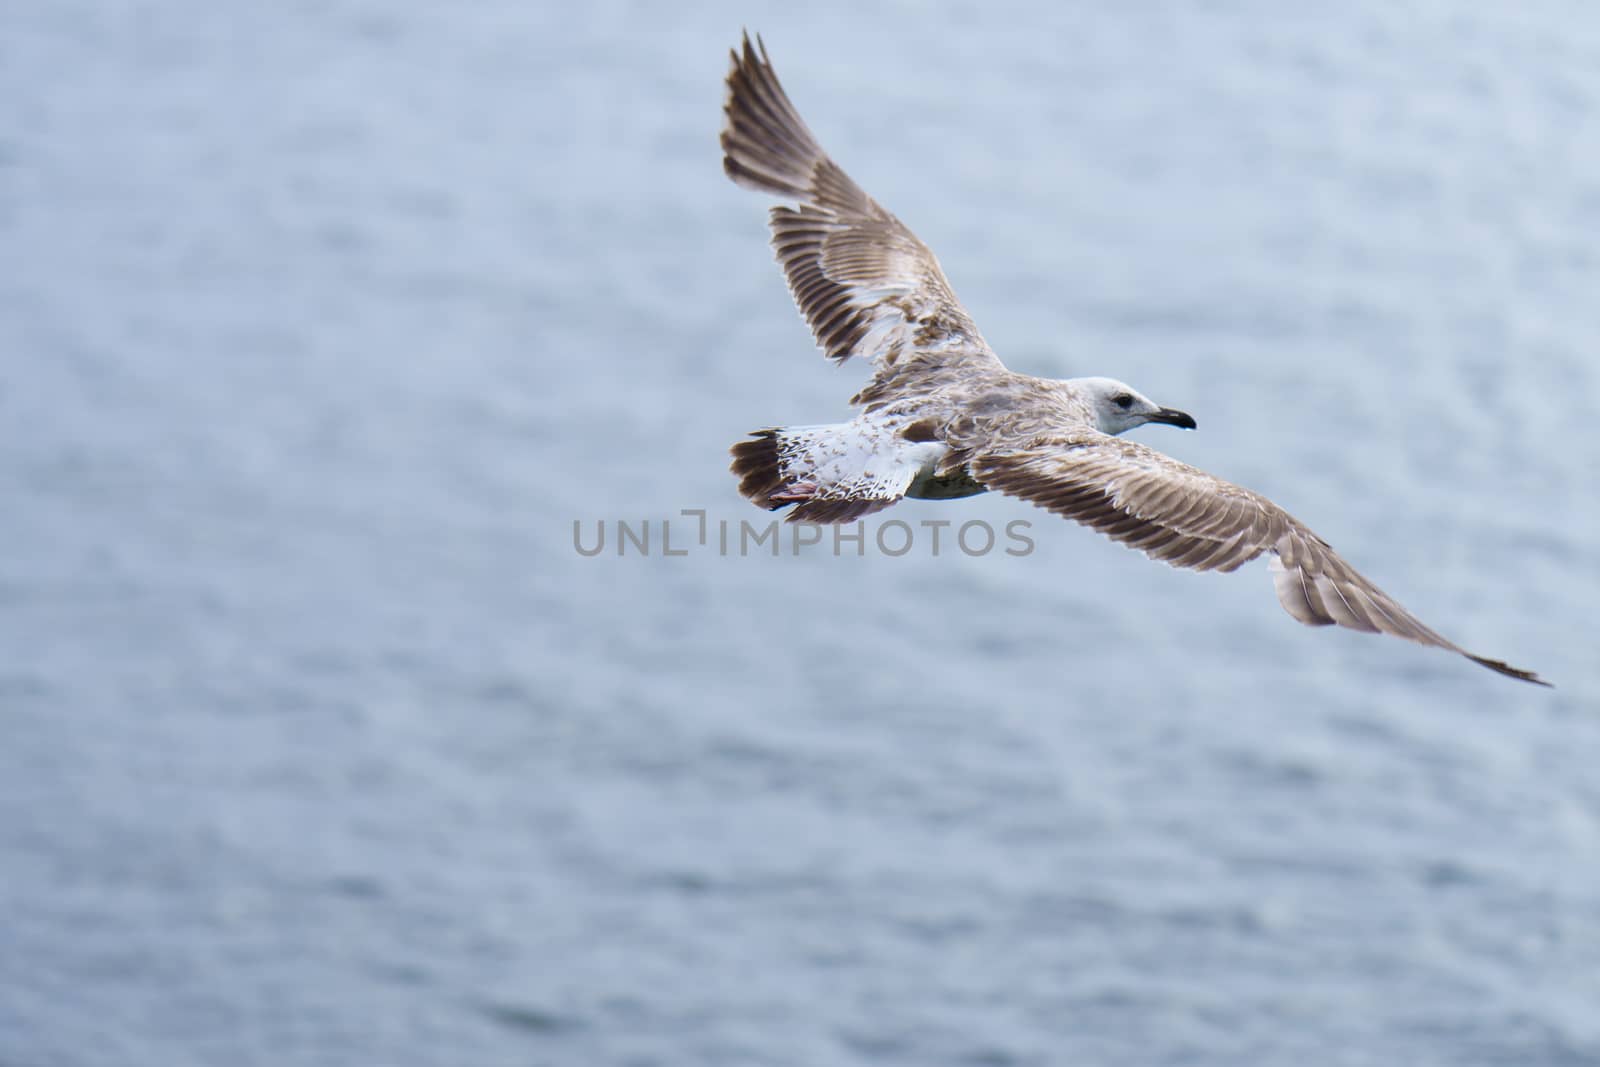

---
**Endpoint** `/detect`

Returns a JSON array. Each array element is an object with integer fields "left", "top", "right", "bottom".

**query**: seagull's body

[{"left": 721, "top": 33, "right": 1547, "bottom": 686}]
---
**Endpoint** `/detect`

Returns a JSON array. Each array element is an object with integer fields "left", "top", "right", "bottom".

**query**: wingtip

[
  {"left": 725, "top": 30, "right": 763, "bottom": 94},
  {"left": 1466, "top": 654, "right": 1552, "bottom": 687},
  {"left": 735, "top": 28, "right": 765, "bottom": 68}
]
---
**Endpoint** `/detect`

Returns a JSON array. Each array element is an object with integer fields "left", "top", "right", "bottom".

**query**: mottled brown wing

[
  {"left": 972, "top": 431, "right": 1548, "bottom": 685},
  {"left": 721, "top": 33, "right": 1005, "bottom": 407}
]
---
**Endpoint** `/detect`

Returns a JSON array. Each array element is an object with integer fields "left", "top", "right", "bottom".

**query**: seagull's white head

[{"left": 1073, "top": 377, "right": 1198, "bottom": 436}]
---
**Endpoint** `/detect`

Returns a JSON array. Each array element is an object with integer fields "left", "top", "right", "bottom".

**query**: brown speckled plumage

[{"left": 720, "top": 32, "right": 1547, "bottom": 686}]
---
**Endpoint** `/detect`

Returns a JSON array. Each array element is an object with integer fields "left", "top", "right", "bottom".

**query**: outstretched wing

[
  {"left": 721, "top": 33, "right": 1005, "bottom": 408},
  {"left": 971, "top": 431, "right": 1548, "bottom": 685}
]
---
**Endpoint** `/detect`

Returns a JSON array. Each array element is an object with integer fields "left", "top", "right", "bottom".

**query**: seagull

[{"left": 721, "top": 33, "right": 1548, "bottom": 686}]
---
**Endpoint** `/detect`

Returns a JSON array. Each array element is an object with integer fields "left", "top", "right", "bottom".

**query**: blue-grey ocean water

[{"left": 3, "top": 2, "right": 1598, "bottom": 1065}]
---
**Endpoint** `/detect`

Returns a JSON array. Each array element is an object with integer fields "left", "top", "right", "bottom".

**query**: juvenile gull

[{"left": 721, "top": 33, "right": 1547, "bottom": 686}]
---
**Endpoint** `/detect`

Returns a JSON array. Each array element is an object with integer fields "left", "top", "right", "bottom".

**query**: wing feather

[
  {"left": 721, "top": 33, "right": 1004, "bottom": 407},
  {"left": 971, "top": 432, "right": 1548, "bottom": 685}
]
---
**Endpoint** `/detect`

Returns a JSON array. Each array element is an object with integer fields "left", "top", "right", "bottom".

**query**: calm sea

[{"left": 2, "top": 2, "right": 1597, "bottom": 1065}]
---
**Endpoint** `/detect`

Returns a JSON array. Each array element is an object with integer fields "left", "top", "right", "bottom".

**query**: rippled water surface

[{"left": 3, "top": 2, "right": 1598, "bottom": 1065}]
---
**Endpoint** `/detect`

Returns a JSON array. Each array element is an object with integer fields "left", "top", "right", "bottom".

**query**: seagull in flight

[{"left": 721, "top": 33, "right": 1547, "bottom": 686}]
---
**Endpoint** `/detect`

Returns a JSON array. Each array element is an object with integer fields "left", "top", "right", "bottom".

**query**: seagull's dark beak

[{"left": 1150, "top": 407, "right": 1197, "bottom": 430}]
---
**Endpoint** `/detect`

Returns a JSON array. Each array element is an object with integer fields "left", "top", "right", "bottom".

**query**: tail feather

[
  {"left": 730, "top": 430, "right": 788, "bottom": 508},
  {"left": 729, "top": 420, "right": 930, "bottom": 524}
]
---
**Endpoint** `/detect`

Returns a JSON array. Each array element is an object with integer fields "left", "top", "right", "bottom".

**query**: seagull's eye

[{"left": 1113, "top": 394, "right": 1134, "bottom": 410}]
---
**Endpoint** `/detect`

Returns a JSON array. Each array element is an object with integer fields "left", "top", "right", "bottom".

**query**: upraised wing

[
  {"left": 971, "top": 431, "right": 1549, "bottom": 685},
  {"left": 721, "top": 33, "right": 1005, "bottom": 409}
]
